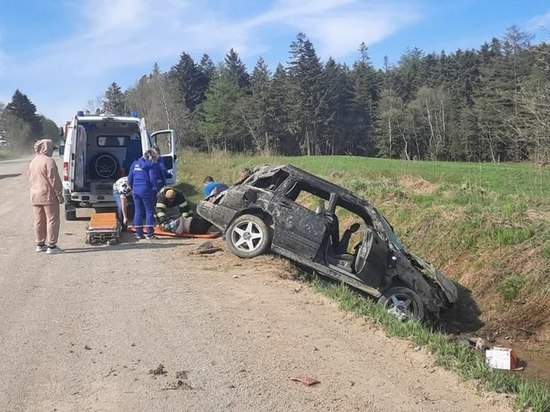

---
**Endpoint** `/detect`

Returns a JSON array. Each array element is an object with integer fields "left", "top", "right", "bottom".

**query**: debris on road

[
  {"left": 175, "top": 370, "right": 188, "bottom": 380},
  {"left": 291, "top": 373, "right": 320, "bottom": 386},
  {"left": 162, "top": 370, "right": 193, "bottom": 390},
  {"left": 192, "top": 241, "right": 222, "bottom": 255},
  {"left": 162, "top": 379, "right": 193, "bottom": 390},
  {"left": 149, "top": 364, "right": 167, "bottom": 376}
]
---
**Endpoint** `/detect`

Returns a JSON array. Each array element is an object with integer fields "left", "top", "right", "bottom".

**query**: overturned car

[{"left": 197, "top": 165, "right": 458, "bottom": 321}]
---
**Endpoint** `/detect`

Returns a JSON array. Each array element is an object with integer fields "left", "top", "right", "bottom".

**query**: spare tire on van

[{"left": 88, "top": 153, "right": 119, "bottom": 179}]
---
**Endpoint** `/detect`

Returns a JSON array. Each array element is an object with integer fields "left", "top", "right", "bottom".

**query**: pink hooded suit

[{"left": 28, "top": 139, "right": 64, "bottom": 247}]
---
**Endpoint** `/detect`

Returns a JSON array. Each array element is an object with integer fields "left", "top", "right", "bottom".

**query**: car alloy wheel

[
  {"left": 226, "top": 214, "right": 271, "bottom": 258},
  {"left": 378, "top": 287, "right": 425, "bottom": 321}
]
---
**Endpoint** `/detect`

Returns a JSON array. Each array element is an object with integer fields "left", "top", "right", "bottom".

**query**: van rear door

[
  {"left": 63, "top": 117, "right": 78, "bottom": 192},
  {"left": 151, "top": 130, "right": 177, "bottom": 185}
]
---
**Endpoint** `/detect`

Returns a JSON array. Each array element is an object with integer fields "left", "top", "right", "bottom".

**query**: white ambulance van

[{"left": 62, "top": 111, "right": 177, "bottom": 220}]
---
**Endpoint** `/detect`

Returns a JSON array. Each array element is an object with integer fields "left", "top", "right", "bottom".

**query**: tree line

[
  {"left": 0, "top": 90, "right": 59, "bottom": 151},
  {"left": 2, "top": 26, "right": 549, "bottom": 164}
]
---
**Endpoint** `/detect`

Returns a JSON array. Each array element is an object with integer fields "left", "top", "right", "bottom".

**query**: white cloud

[
  {"left": 286, "top": 5, "right": 422, "bottom": 59},
  {"left": 528, "top": 9, "right": 550, "bottom": 32}
]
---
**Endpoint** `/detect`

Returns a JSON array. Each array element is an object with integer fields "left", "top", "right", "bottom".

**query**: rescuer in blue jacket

[{"left": 128, "top": 149, "right": 159, "bottom": 239}]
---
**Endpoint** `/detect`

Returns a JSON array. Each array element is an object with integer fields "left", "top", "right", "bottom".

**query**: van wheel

[
  {"left": 65, "top": 208, "right": 76, "bottom": 221},
  {"left": 226, "top": 214, "right": 271, "bottom": 258}
]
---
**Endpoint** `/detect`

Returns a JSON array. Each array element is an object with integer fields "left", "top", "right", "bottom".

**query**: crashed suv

[{"left": 197, "top": 165, "right": 458, "bottom": 321}]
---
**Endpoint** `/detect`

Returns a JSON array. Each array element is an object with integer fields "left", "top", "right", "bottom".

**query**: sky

[{"left": 0, "top": 0, "right": 549, "bottom": 126}]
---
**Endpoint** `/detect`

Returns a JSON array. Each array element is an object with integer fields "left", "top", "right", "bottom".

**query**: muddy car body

[{"left": 197, "top": 165, "right": 458, "bottom": 321}]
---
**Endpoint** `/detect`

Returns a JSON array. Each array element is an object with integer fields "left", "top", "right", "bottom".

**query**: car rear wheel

[
  {"left": 378, "top": 287, "right": 425, "bottom": 321},
  {"left": 226, "top": 214, "right": 271, "bottom": 258}
]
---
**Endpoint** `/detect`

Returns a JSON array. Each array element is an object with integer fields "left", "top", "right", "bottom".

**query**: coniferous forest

[{"left": 2, "top": 26, "right": 550, "bottom": 164}]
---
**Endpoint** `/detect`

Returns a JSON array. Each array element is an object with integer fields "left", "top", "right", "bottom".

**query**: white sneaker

[
  {"left": 35, "top": 245, "right": 47, "bottom": 252},
  {"left": 46, "top": 247, "right": 62, "bottom": 254}
]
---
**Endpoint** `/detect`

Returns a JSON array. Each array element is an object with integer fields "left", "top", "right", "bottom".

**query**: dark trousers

[{"left": 133, "top": 192, "right": 155, "bottom": 236}]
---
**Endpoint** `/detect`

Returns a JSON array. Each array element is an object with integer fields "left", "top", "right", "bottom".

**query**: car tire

[
  {"left": 226, "top": 214, "right": 271, "bottom": 258},
  {"left": 378, "top": 286, "right": 425, "bottom": 321}
]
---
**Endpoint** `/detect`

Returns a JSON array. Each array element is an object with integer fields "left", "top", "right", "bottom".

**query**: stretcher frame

[{"left": 86, "top": 212, "right": 121, "bottom": 245}]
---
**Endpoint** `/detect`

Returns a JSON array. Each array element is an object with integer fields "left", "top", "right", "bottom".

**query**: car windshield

[{"left": 378, "top": 214, "right": 406, "bottom": 252}]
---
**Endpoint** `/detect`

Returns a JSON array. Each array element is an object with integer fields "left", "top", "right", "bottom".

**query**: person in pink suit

[{"left": 28, "top": 139, "right": 64, "bottom": 254}]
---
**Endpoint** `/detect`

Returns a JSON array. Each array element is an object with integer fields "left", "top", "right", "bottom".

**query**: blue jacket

[
  {"left": 128, "top": 157, "right": 158, "bottom": 196},
  {"left": 204, "top": 181, "right": 229, "bottom": 197}
]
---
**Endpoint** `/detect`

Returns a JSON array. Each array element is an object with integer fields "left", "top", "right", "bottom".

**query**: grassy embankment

[{"left": 177, "top": 151, "right": 550, "bottom": 411}]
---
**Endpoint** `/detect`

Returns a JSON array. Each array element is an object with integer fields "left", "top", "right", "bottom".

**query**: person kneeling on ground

[
  {"left": 156, "top": 187, "right": 192, "bottom": 233},
  {"left": 156, "top": 187, "right": 213, "bottom": 235}
]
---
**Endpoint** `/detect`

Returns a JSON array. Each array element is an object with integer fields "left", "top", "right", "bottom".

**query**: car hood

[{"left": 408, "top": 254, "right": 458, "bottom": 303}]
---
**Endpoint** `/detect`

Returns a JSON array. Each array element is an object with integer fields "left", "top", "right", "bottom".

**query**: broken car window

[{"left": 251, "top": 170, "right": 289, "bottom": 191}]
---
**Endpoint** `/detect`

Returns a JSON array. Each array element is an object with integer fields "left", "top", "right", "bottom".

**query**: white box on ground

[{"left": 485, "top": 347, "right": 519, "bottom": 370}]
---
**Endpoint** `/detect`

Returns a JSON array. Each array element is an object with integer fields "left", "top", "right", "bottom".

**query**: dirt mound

[{"left": 398, "top": 176, "right": 437, "bottom": 195}]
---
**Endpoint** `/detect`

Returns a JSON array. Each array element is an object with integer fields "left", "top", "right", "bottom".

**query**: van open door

[{"left": 151, "top": 130, "right": 177, "bottom": 185}]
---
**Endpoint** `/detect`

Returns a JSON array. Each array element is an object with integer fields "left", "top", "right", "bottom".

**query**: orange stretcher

[
  {"left": 127, "top": 225, "right": 221, "bottom": 239},
  {"left": 86, "top": 212, "right": 121, "bottom": 245}
]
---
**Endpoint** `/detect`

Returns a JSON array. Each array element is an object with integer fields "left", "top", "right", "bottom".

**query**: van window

[{"left": 97, "top": 136, "right": 128, "bottom": 147}]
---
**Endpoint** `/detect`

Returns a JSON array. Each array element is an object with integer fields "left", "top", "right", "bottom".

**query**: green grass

[
  {"left": 179, "top": 152, "right": 550, "bottom": 200},
  {"left": 497, "top": 275, "right": 528, "bottom": 302}
]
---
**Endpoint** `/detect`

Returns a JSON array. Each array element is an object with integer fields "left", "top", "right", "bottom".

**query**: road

[{"left": 0, "top": 157, "right": 511, "bottom": 411}]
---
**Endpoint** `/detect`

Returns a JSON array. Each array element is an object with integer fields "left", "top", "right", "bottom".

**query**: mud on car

[{"left": 197, "top": 165, "right": 458, "bottom": 322}]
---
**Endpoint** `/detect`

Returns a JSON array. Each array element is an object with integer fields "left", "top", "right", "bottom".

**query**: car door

[
  {"left": 270, "top": 181, "right": 328, "bottom": 261},
  {"left": 150, "top": 130, "right": 177, "bottom": 185},
  {"left": 353, "top": 226, "right": 391, "bottom": 289}
]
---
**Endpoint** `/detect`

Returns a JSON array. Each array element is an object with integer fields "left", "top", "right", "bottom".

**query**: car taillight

[{"left": 63, "top": 162, "right": 69, "bottom": 181}]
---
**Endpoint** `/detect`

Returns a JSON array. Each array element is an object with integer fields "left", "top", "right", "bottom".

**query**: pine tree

[
  {"left": 4, "top": 89, "right": 43, "bottom": 140},
  {"left": 287, "top": 32, "right": 324, "bottom": 155},
  {"left": 170, "top": 52, "right": 208, "bottom": 111},
  {"left": 103, "top": 82, "right": 126, "bottom": 115},
  {"left": 350, "top": 43, "right": 379, "bottom": 155},
  {"left": 319, "top": 58, "right": 356, "bottom": 155},
  {"left": 270, "top": 64, "right": 295, "bottom": 154},
  {"left": 199, "top": 54, "right": 216, "bottom": 83},
  {"left": 224, "top": 48, "right": 250, "bottom": 90},
  {"left": 201, "top": 70, "right": 248, "bottom": 152},
  {"left": 245, "top": 57, "right": 275, "bottom": 153}
]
